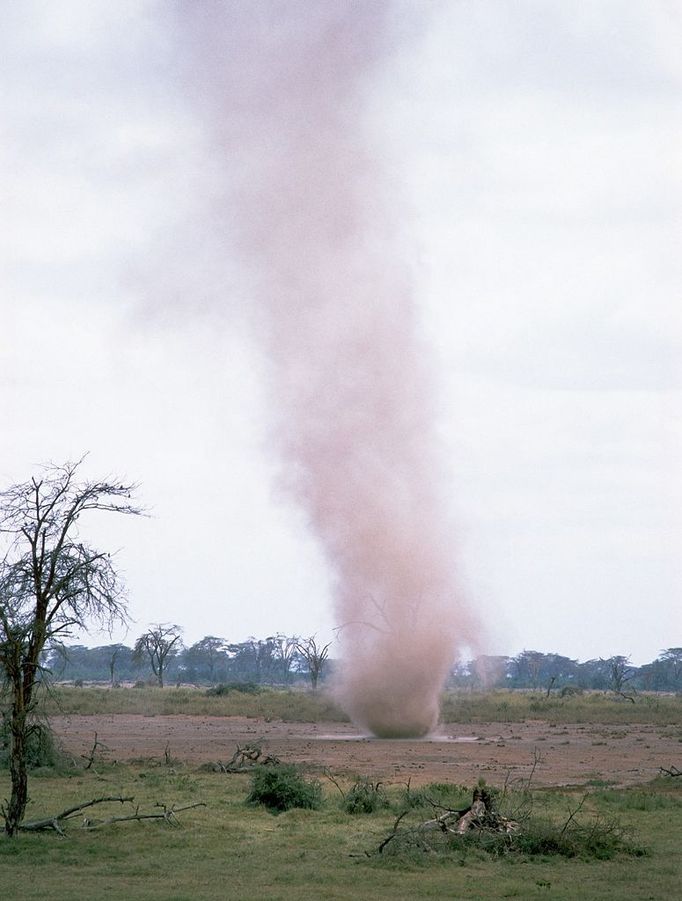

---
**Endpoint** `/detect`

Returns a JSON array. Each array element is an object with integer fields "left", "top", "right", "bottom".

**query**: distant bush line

[{"left": 39, "top": 639, "right": 682, "bottom": 694}]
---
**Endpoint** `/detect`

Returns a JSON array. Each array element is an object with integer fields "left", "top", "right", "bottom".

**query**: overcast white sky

[{"left": 1, "top": 1, "right": 680, "bottom": 665}]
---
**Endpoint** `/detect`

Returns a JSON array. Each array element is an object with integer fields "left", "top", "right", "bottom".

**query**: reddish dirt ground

[{"left": 51, "top": 715, "right": 679, "bottom": 787}]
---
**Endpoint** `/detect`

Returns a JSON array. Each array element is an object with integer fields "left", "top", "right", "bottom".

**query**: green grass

[
  {"left": 440, "top": 689, "right": 682, "bottom": 725},
  {"left": 34, "top": 685, "right": 349, "bottom": 722},
  {"left": 1, "top": 765, "right": 680, "bottom": 900},
  {"left": 4, "top": 685, "right": 680, "bottom": 898},
  {"left": 27, "top": 685, "right": 682, "bottom": 727}
]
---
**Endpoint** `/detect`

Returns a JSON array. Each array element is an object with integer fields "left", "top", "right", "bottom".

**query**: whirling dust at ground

[{"left": 174, "top": 1, "right": 480, "bottom": 737}]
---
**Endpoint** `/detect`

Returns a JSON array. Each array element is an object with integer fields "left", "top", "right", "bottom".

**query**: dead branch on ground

[
  {"left": 377, "top": 810, "right": 410, "bottom": 854},
  {"left": 659, "top": 765, "right": 681, "bottom": 777},
  {"left": 84, "top": 801, "right": 206, "bottom": 830},
  {"left": 18, "top": 796, "right": 206, "bottom": 835},
  {"left": 213, "top": 743, "right": 280, "bottom": 773},
  {"left": 19, "top": 796, "right": 133, "bottom": 835}
]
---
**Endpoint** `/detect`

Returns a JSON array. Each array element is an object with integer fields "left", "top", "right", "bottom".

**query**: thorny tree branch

[
  {"left": 376, "top": 810, "right": 410, "bottom": 854},
  {"left": 558, "top": 794, "right": 588, "bottom": 838}
]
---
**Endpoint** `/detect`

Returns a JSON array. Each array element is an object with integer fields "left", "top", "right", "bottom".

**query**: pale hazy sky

[{"left": 2, "top": 1, "right": 680, "bottom": 664}]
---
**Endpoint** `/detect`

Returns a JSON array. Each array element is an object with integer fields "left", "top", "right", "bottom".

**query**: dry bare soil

[{"left": 51, "top": 714, "right": 678, "bottom": 787}]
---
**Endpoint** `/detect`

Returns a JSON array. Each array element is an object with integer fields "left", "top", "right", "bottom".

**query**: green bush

[
  {"left": 246, "top": 764, "right": 321, "bottom": 813},
  {"left": 206, "top": 682, "right": 261, "bottom": 696},
  {"left": 507, "top": 816, "right": 647, "bottom": 859},
  {"left": 343, "top": 778, "right": 389, "bottom": 814},
  {"left": 400, "top": 782, "right": 471, "bottom": 811}
]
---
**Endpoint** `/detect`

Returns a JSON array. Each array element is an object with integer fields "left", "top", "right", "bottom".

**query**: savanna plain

[{"left": 2, "top": 687, "right": 681, "bottom": 900}]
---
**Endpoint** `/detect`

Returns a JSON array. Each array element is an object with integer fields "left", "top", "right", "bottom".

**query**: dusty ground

[{"left": 51, "top": 715, "right": 680, "bottom": 788}]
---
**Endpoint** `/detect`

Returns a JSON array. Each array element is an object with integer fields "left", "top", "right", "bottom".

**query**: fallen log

[{"left": 19, "top": 796, "right": 205, "bottom": 835}]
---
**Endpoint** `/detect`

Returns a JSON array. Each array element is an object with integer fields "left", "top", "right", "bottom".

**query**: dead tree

[
  {"left": 0, "top": 458, "right": 142, "bottom": 836},
  {"left": 295, "top": 635, "right": 331, "bottom": 690},
  {"left": 133, "top": 624, "right": 182, "bottom": 687}
]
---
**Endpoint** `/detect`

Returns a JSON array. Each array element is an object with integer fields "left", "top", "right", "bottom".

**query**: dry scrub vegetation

[{"left": 35, "top": 684, "right": 682, "bottom": 725}]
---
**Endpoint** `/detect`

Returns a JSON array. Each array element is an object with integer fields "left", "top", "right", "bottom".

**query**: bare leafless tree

[
  {"left": 295, "top": 635, "right": 331, "bottom": 690},
  {"left": 0, "top": 458, "right": 142, "bottom": 836},
  {"left": 133, "top": 623, "right": 182, "bottom": 687},
  {"left": 603, "top": 655, "right": 635, "bottom": 701},
  {"left": 105, "top": 643, "right": 126, "bottom": 687}
]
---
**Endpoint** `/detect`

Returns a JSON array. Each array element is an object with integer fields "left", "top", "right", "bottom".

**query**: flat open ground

[{"left": 51, "top": 714, "right": 679, "bottom": 787}]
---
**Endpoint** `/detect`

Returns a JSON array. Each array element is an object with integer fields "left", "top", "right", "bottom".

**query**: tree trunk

[{"left": 5, "top": 701, "right": 29, "bottom": 836}]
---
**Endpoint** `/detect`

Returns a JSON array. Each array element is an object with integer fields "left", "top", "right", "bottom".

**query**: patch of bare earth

[{"left": 50, "top": 715, "right": 679, "bottom": 787}]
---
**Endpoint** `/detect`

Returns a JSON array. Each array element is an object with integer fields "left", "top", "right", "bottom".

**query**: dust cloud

[{"left": 174, "top": 1, "right": 479, "bottom": 737}]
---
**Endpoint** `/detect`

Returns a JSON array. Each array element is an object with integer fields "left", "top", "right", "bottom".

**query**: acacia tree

[
  {"left": 295, "top": 635, "right": 331, "bottom": 690},
  {"left": 272, "top": 633, "right": 299, "bottom": 684},
  {"left": 0, "top": 459, "right": 141, "bottom": 836},
  {"left": 603, "top": 655, "right": 635, "bottom": 701},
  {"left": 185, "top": 635, "right": 228, "bottom": 683},
  {"left": 659, "top": 648, "right": 682, "bottom": 689},
  {"left": 133, "top": 623, "right": 182, "bottom": 687},
  {"left": 99, "top": 642, "right": 131, "bottom": 687}
]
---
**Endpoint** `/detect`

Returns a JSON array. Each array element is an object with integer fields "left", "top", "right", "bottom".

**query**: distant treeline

[
  {"left": 449, "top": 649, "right": 682, "bottom": 694},
  {"left": 43, "top": 634, "right": 318, "bottom": 688},
  {"left": 42, "top": 636, "right": 682, "bottom": 694}
]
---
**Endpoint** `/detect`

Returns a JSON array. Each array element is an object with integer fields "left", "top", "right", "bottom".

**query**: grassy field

[
  {"left": 1, "top": 761, "right": 680, "bottom": 900},
  {"left": 36, "top": 684, "right": 350, "bottom": 721},
  {"left": 2, "top": 688, "right": 681, "bottom": 899},
  {"left": 35, "top": 684, "right": 682, "bottom": 726},
  {"left": 439, "top": 689, "right": 682, "bottom": 726}
]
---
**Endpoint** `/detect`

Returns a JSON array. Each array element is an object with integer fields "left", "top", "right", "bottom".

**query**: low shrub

[
  {"left": 343, "top": 778, "right": 389, "bottom": 814},
  {"left": 400, "top": 782, "right": 471, "bottom": 811},
  {"left": 560, "top": 685, "right": 583, "bottom": 697},
  {"left": 246, "top": 764, "right": 321, "bottom": 813},
  {"left": 206, "top": 682, "right": 261, "bottom": 696},
  {"left": 506, "top": 816, "right": 647, "bottom": 859}
]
